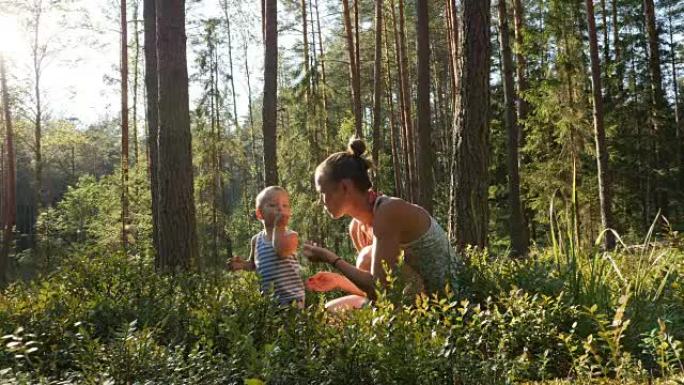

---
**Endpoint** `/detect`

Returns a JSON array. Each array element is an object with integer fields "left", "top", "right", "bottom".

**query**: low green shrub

[{"left": 0, "top": 247, "right": 682, "bottom": 384}]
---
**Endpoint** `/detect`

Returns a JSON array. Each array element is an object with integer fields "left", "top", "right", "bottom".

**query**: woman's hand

[
  {"left": 302, "top": 241, "right": 334, "bottom": 264},
  {"left": 305, "top": 271, "right": 345, "bottom": 292}
]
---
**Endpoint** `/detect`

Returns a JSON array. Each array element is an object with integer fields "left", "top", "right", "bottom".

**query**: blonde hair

[{"left": 255, "top": 186, "right": 288, "bottom": 210}]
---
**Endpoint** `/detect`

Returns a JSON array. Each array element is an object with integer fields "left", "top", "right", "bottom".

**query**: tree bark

[
  {"left": 586, "top": 0, "right": 615, "bottom": 250},
  {"left": 143, "top": 0, "right": 160, "bottom": 255},
  {"left": 133, "top": 0, "right": 140, "bottom": 165},
  {"left": 612, "top": 0, "right": 622, "bottom": 95},
  {"left": 451, "top": 0, "right": 490, "bottom": 251},
  {"left": 512, "top": 0, "right": 533, "bottom": 239},
  {"left": 262, "top": 0, "right": 279, "bottom": 185},
  {"left": 300, "top": 0, "right": 311, "bottom": 87},
  {"left": 243, "top": 40, "right": 260, "bottom": 190},
  {"left": 314, "top": 0, "right": 331, "bottom": 145},
  {"left": 225, "top": 13, "right": 239, "bottom": 130},
  {"left": 342, "top": 0, "right": 363, "bottom": 138},
  {"left": 1, "top": 55, "right": 16, "bottom": 285},
  {"left": 415, "top": 0, "right": 433, "bottom": 213},
  {"left": 371, "top": 0, "right": 384, "bottom": 168},
  {"left": 155, "top": 0, "right": 199, "bottom": 271},
  {"left": 600, "top": 0, "right": 610, "bottom": 99},
  {"left": 445, "top": 0, "right": 459, "bottom": 220},
  {"left": 668, "top": 10, "right": 682, "bottom": 208},
  {"left": 512, "top": 0, "right": 528, "bottom": 126},
  {"left": 643, "top": 0, "right": 668, "bottom": 217},
  {"left": 209, "top": 28, "right": 219, "bottom": 265},
  {"left": 497, "top": 0, "right": 528, "bottom": 256},
  {"left": 300, "top": 0, "right": 319, "bottom": 169},
  {"left": 398, "top": 0, "right": 417, "bottom": 201},
  {"left": 30, "top": 4, "right": 44, "bottom": 212},
  {"left": 390, "top": 0, "right": 412, "bottom": 200},
  {"left": 354, "top": 0, "right": 361, "bottom": 86},
  {"left": 121, "top": 0, "right": 130, "bottom": 251},
  {"left": 383, "top": 8, "right": 403, "bottom": 198}
]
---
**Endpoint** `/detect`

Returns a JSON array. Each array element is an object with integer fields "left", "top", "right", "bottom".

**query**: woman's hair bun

[{"left": 347, "top": 136, "right": 367, "bottom": 157}]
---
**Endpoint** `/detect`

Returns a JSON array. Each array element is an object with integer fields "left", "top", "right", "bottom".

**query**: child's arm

[
  {"left": 270, "top": 212, "right": 298, "bottom": 259},
  {"left": 272, "top": 228, "right": 298, "bottom": 259},
  {"left": 228, "top": 234, "right": 257, "bottom": 271}
]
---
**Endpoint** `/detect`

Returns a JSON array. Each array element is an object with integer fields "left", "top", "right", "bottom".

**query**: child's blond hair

[{"left": 255, "top": 186, "right": 288, "bottom": 210}]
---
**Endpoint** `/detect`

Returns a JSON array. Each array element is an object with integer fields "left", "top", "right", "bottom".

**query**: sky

[
  {"left": 0, "top": 0, "right": 320, "bottom": 128},
  {"left": 2, "top": 0, "right": 680, "bottom": 129}
]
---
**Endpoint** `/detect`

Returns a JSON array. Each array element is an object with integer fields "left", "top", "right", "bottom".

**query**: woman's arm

[
  {"left": 345, "top": 205, "right": 402, "bottom": 299},
  {"left": 306, "top": 271, "right": 366, "bottom": 296},
  {"left": 302, "top": 243, "right": 371, "bottom": 296},
  {"left": 303, "top": 217, "right": 401, "bottom": 300}
]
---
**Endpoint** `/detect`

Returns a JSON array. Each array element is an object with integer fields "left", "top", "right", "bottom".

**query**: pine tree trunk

[
  {"left": 300, "top": 0, "right": 318, "bottom": 167},
  {"left": 215, "top": 42, "right": 227, "bottom": 265},
  {"left": 300, "top": 0, "right": 310, "bottom": 88},
  {"left": 415, "top": 0, "right": 433, "bottom": 213},
  {"left": 225, "top": 14, "right": 239, "bottom": 130},
  {"left": 586, "top": 0, "right": 615, "bottom": 250},
  {"left": 398, "top": 0, "right": 417, "bottom": 201},
  {"left": 243, "top": 41, "right": 260, "bottom": 192},
  {"left": 262, "top": 0, "right": 279, "bottom": 186},
  {"left": 31, "top": 7, "right": 43, "bottom": 213},
  {"left": 612, "top": 0, "right": 622, "bottom": 95},
  {"left": 512, "top": 0, "right": 528, "bottom": 126},
  {"left": 210, "top": 34, "right": 219, "bottom": 265},
  {"left": 133, "top": 0, "right": 140, "bottom": 166},
  {"left": 143, "top": 0, "right": 160, "bottom": 255},
  {"left": 497, "top": 0, "right": 528, "bottom": 257},
  {"left": 342, "top": 0, "right": 363, "bottom": 138},
  {"left": 445, "top": 0, "right": 459, "bottom": 224},
  {"left": 371, "top": 0, "right": 384, "bottom": 168},
  {"left": 1, "top": 55, "right": 16, "bottom": 285},
  {"left": 600, "top": 0, "right": 611, "bottom": 99},
  {"left": 121, "top": 0, "right": 130, "bottom": 251},
  {"left": 383, "top": 10, "right": 403, "bottom": 198},
  {"left": 446, "top": 0, "right": 459, "bottom": 107},
  {"left": 451, "top": 0, "right": 491, "bottom": 250},
  {"left": 354, "top": 0, "right": 361, "bottom": 86},
  {"left": 643, "top": 0, "right": 668, "bottom": 217},
  {"left": 155, "top": 0, "right": 199, "bottom": 272},
  {"left": 668, "top": 11, "right": 683, "bottom": 210},
  {"left": 390, "top": 0, "right": 412, "bottom": 200},
  {"left": 538, "top": 0, "right": 547, "bottom": 72},
  {"left": 432, "top": 48, "right": 449, "bottom": 181},
  {"left": 314, "top": 0, "right": 331, "bottom": 145},
  {"left": 512, "top": 0, "right": 533, "bottom": 240}
]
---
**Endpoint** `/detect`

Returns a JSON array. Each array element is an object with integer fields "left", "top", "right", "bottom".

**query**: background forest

[{"left": 0, "top": 0, "right": 683, "bottom": 383}]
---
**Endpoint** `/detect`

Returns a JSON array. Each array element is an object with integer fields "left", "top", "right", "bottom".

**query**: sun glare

[{"left": 0, "top": 14, "right": 23, "bottom": 58}]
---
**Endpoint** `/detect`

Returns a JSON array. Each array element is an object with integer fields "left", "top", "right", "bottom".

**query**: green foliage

[
  {"left": 30, "top": 165, "right": 153, "bottom": 270},
  {"left": 0, "top": 234, "right": 682, "bottom": 384}
]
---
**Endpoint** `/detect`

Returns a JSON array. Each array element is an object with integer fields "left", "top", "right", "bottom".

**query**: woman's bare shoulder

[
  {"left": 377, "top": 196, "right": 425, "bottom": 217},
  {"left": 374, "top": 196, "right": 430, "bottom": 237}
]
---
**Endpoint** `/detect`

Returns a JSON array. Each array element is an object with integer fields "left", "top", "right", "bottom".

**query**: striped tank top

[{"left": 254, "top": 231, "right": 306, "bottom": 306}]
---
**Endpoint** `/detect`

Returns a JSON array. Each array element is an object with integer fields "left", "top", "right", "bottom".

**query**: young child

[{"left": 228, "top": 186, "right": 306, "bottom": 308}]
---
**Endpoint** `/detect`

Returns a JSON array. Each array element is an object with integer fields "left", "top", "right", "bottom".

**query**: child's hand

[
  {"left": 227, "top": 255, "right": 245, "bottom": 271},
  {"left": 275, "top": 211, "right": 290, "bottom": 227},
  {"left": 302, "top": 241, "right": 334, "bottom": 264},
  {"left": 274, "top": 230, "right": 298, "bottom": 257}
]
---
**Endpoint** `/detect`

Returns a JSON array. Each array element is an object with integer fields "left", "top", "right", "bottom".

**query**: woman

[{"left": 303, "top": 138, "right": 462, "bottom": 311}]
